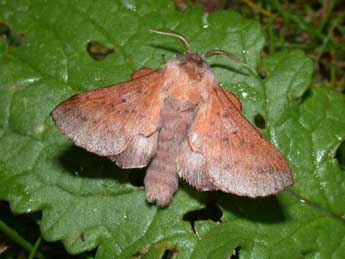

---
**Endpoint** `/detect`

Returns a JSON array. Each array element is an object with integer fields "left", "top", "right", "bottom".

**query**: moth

[{"left": 51, "top": 30, "right": 293, "bottom": 206}]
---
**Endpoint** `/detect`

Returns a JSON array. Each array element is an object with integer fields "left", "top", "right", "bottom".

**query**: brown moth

[{"left": 51, "top": 30, "right": 293, "bottom": 206}]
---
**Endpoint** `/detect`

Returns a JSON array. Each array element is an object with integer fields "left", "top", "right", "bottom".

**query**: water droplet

[
  {"left": 241, "top": 92, "right": 248, "bottom": 98},
  {"left": 337, "top": 135, "right": 343, "bottom": 141},
  {"left": 61, "top": 59, "right": 69, "bottom": 83},
  {"left": 316, "top": 150, "right": 324, "bottom": 163},
  {"left": 24, "top": 186, "right": 30, "bottom": 196},
  {"left": 123, "top": 1, "right": 136, "bottom": 11},
  {"left": 242, "top": 49, "right": 247, "bottom": 54},
  {"left": 35, "top": 125, "right": 45, "bottom": 134},
  {"left": 24, "top": 77, "right": 40, "bottom": 84},
  {"left": 202, "top": 15, "right": 209, "bottom": 28}
]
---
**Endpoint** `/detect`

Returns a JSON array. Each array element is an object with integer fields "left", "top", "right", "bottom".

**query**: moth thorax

[{"left": 178, "top": 53, "right": 207, "bottom": 81}]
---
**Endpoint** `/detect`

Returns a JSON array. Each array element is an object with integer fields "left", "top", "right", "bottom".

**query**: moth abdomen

[{"left": 144, "top": 97, "right": 197, "bottom": 206}]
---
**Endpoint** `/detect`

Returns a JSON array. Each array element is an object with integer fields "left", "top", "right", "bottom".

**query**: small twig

[{"left": 240, "top": 0, "right": 274, "bottom": 17}]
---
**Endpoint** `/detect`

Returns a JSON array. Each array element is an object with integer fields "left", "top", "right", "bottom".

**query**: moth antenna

[
  {"left": 202, "top": 50, "right": 249, "bottom": 68},
  {"left": 202, "top": 50, "right": 258, "bottom": 76},
  {"left": 149, "top": 29, "right": 193, "bottom": 53}
]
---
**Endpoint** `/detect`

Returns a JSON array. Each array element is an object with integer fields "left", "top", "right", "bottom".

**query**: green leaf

[{"left": 1, "top": 1, "right": 345, "bottom": 258}]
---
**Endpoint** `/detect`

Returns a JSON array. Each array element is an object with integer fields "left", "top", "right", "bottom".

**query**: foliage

[{"left": 0, "top": 0, "right": 344, "bottom": 258}]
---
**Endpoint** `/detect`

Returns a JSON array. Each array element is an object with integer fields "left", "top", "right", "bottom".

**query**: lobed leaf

[{"left": 0, "top": 0, "right": 344, "bottom": 258}]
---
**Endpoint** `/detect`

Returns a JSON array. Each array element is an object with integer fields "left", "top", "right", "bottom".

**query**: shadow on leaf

[
  {"left": 219, "top": 194, "right": 286, "bottom": 223},
  {"left": 183, "top": 194, "right": 223, "bottom": 234},
  {"left": 180, "top": 181, "right": 286, "bottom": 224},
  {"left": 58, "top": 146, "right": 286, "bottom": 224},
  {"left": 58, "top": 145, "right": 146, "bottom": 186}
]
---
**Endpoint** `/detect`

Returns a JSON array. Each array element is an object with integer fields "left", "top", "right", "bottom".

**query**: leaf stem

[
  {"left": 0, "top": 220, "right": 45, "bottom": 259},
  {"left": 28, "top": 237, "right": 42, "bottom": 259}
]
